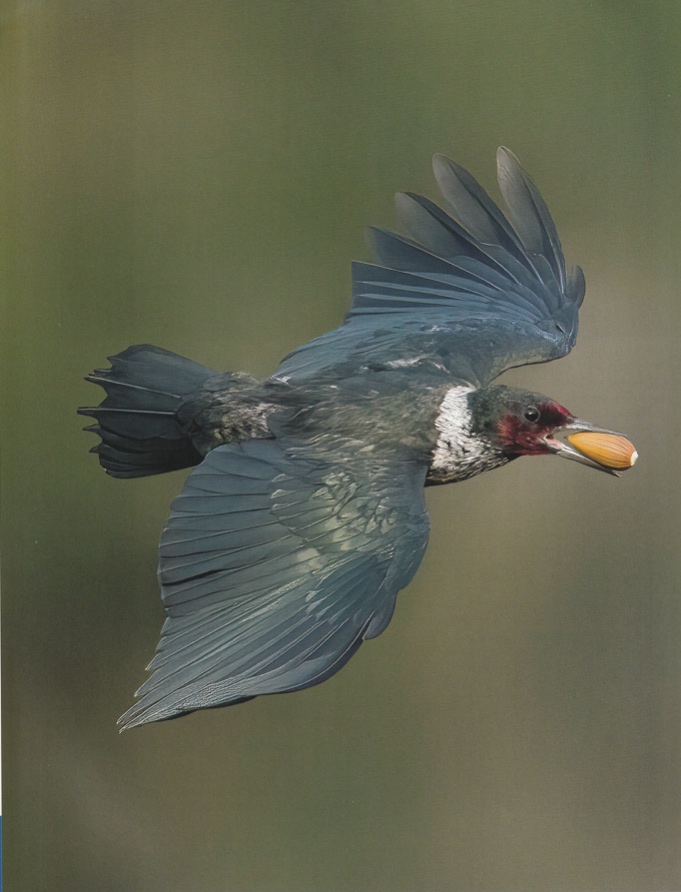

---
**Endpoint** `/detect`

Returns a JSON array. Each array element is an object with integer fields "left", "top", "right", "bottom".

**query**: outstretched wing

[
  {"left": 275, "top": 148, "right": 585, "bottom": 387},
  {"left": 119, "top": 439, "right": 429, "bottom": 729}
]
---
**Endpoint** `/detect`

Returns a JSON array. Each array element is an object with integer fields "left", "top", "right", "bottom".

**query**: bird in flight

[{"left": 80, "top": 148, "right": 637, "bottom": 730}]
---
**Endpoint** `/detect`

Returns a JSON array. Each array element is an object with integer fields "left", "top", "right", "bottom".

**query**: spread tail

[{"left": 78, "top": 344, "right": 221, "bottom": 478}]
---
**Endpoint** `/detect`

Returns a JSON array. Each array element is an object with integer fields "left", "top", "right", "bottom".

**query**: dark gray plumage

[
  {"left": 280, "top": 147, "right": 583, "bottom": 385},
  {"left": 120, "top": 439, "right": 429, "bottom": 728},
  {"left": 80, "top": 148, "right": 627, "bottom": 730}
]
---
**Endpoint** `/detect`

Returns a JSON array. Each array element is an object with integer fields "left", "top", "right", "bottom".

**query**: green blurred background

[{"left": 3, "top": 1, "right": 680, "bottom": 889}]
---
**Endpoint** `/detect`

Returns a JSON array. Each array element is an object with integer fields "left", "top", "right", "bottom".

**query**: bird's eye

[{"left": 523, "top": 406, "right": 541, "bottom": 423}]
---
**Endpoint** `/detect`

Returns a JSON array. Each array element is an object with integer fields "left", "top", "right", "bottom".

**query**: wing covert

[{"left": 119, "top": 439, "right": 429, "bottom": 729}]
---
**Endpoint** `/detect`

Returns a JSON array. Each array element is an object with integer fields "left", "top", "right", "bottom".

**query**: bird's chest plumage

[{"left": 427, "top": 385, "right": 509, "bottom": 484}]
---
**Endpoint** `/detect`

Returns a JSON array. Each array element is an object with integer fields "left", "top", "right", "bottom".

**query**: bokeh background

[{"left": 3, "top": 2, "right": 680, "bottom": 889}]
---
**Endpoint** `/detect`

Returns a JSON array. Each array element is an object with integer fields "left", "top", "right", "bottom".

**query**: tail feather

[{"left": 79, "top": 345, "right": 221, "bottom": 478}]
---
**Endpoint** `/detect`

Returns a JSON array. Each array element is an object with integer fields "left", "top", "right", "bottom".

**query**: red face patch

[{"left": 496, "top": 401, "right": 571, "bottom": 456}]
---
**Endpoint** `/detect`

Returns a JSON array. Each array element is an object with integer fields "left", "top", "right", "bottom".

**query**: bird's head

[
  {"left": 428, "top": 383, "right": 637, "bottom": 484},
  {"left": 469, "top": 385, "right": 637, "bottom": 476}
]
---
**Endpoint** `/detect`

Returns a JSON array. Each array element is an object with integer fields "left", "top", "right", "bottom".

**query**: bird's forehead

[
  {"left": 517, "top": 395, "right": 571, "bottom": 424},
  {"left": 498, "top": 400, "right": 573, "bottom": 436},
  {"left": 494, "top": 386, "right": 570, "bottom": 419},
  {"left": 537, "top": 399, "right": 571, "bottom": 425}
]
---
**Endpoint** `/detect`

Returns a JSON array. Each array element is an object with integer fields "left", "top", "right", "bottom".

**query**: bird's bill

[{"left": 543, "top": 419, "right": 637, "bottom": 476}]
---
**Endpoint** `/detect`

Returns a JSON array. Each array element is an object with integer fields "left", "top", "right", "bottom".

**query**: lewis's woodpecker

[{"left": 80, "top": 148, "right": 636, "bottom": 730}]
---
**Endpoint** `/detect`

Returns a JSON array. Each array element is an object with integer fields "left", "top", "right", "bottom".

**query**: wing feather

[
  {"left": 118, "top": 439, "right": 429, "bottom": 729},
  {"left": 496, "top": 146, "right": 566, "bottom": 292},
  {"left": 275, "top": 149, "right": 583, "bottom": 386}
]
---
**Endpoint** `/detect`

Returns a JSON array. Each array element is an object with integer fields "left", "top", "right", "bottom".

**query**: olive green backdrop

[{"left": 3, "top": 1, "right": 680, "bottom": 889}]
